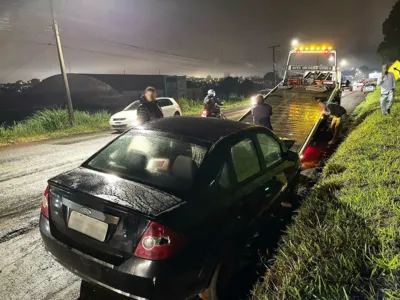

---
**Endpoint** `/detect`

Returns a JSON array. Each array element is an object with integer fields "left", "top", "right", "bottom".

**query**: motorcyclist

[{"left": 203, "top": 89, "right": 221, "bottom": 117}]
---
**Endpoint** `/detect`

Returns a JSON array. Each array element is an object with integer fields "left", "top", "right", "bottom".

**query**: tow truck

[{"left": 239, "top": 44, "right": 342, "bottom": 167}]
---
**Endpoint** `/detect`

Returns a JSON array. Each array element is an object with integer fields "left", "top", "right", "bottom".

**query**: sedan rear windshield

[{"left": 85, "top": 133, "right": 207, "bottom": 192}]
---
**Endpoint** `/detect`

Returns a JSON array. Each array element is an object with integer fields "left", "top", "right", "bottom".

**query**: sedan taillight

[
  {"left": 41, "top": 185, "right": 50, "bottom": 219},
  {"left": 134, "top": 222, "right": 186, "bottom": 260}
]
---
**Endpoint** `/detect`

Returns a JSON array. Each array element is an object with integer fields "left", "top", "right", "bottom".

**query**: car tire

[
  {"left": 199, "top": 264, "right": 221, "bottom": 300},
  {"left": 79, "top": 280, "right": 98, "bottom": 299},
  {"left": 174, "top": 111, "right": 181, "bottom": 116},
  {"left": 287, "top": 171, "right": 300, "bottom": 206},
  {"left": 79, "top": 280, "right": 119, "bottom": 300},
  {"left": 200, "top": 251, "right": 239, "bottom": 300}
]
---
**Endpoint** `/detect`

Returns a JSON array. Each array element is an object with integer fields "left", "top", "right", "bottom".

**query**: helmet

[{"left": 207, "top": 89, "right": 216, "bottom": 96}]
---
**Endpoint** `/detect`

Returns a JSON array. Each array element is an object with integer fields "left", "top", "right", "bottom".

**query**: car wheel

[
  {"left": 174, "top": 111, "right": 181, "bottom": 116},
  {"left": 286, "top": 171, "right": 300, "bottom": 206},
  {"left": 79, "top": 280, "right": 119, "bottom": 300},
  {"left": 79, "top": 280, "right": 98, "bottom": 299},
  {"left": 200, "top": 252, "right": 239, "bottom": 300}
]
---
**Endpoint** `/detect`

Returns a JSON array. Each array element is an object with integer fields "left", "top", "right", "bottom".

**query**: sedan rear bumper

[{"left": 39, "top": 216, "right": 200, "bottom": 300}]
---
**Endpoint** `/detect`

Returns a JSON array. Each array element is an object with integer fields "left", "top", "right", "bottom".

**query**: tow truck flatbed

[
  {"left": 240, "top": 86, "right": 332, "bottom": 152},
  {"left": 239, "top": 45, "right": 341, "bottom": 155}
]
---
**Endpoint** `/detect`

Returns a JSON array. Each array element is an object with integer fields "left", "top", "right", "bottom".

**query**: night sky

[{"left": 0, "top": 0, "right": 396, "bottom": 82}]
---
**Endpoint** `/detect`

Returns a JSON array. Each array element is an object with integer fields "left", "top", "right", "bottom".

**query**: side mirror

[{"left": 281, "top": 138, "right": 296, "bottom": 150}]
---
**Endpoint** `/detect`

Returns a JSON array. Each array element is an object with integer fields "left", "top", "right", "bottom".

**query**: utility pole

[
  {"left": 268, "top": 45, "right": 280, "bottom": 86},
  {"left": 50, "top": 0, "right": 74, "bottom": 125}
]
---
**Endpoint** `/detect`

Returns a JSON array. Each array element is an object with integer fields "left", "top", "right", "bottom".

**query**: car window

[
  {"left": 124, "top": 101, "right": 140, "bottom": 111},
  {"left": 218, "top": 162, "right": 232, "bottom": 189},
  {"left": 231, "top": 139, "right": 260, "bottom": 183},
  {"left": 256, "top": 134, "right": 282, "bottom": 168},
  {"left": 86, "top": 133, "right": 207, "bottom": 192},
  {"left": 157, "top": 98, "right": 173, "bottom": 107}
]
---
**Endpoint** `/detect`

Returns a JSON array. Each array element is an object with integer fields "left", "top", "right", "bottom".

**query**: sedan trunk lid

[{"left": 47, "top": 167, "right": 183, "bottom": 265}]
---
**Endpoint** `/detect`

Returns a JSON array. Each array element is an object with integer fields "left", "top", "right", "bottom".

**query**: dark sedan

[{"left": 39, "top": 117, "right": 300, "bottom": 300}]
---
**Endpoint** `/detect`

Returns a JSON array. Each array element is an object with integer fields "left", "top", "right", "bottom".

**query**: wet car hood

[{"left": 48, "top": 167, "right": 183, "bottom": 217}]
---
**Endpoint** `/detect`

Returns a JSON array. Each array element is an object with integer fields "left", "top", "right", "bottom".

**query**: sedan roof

[{"left": 137, "top": 117, "right": 252, "bottom": 143}]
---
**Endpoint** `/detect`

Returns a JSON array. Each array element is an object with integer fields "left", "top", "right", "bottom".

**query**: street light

[
  {"left": 340, "top": 60, "right": 347, "bottom": 67},
  {"left": 291, "top": 39, "right": 299, "bottom": 47}
]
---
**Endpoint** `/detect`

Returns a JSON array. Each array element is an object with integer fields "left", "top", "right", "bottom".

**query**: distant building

[{"left": 83, "top": 74, "right": 187, "bottom": 99}]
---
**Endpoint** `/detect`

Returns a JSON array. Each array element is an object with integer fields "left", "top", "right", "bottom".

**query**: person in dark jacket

[
  {"left": 136, "top": 87, "right": 164, "bottom": 125},
  {"left": 251, "top": 95, "right": 273, "bottom": 130}
]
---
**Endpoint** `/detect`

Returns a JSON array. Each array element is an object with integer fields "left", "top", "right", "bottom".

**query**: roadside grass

[
  {"left": 0, "top": 97, "right": 251, "bottom": 146},
  {"left": 0, "top": 109, "right": 110, "bottom": 145},
  {"left": 253, "top": 86, "right": 400, "bottom": 299},
  {"left": 350, "top": 88, "right": 382, "bottom": 126}
]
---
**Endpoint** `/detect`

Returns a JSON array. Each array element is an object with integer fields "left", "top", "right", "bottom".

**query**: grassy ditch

[
  {"left": 0, "top": 98, "right": 250, "bottom": 146},
  {"left": 253, "top": 86, "right": 400, "bottom": 299}
]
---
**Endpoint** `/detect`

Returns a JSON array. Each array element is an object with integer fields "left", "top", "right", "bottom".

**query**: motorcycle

[{"left": 201, "top": 103, "right": 227, "bottom": 120}]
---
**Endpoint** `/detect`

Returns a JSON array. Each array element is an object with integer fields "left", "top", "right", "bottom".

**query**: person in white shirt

[{"left": 377, "top": 65, "right": 396, "bottom": 115}]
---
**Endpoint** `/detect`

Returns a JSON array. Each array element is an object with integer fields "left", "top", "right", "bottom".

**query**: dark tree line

[
  {"left": 378, "top": 0, "right": 400, "bottom": 63},
  {"left": 188, "top": 77, "right": 266, "bottom": 99}
]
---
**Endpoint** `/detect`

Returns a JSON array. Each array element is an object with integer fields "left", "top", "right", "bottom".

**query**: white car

[{"left": 109, "top": 97, "right": 182, "bottom": 132}]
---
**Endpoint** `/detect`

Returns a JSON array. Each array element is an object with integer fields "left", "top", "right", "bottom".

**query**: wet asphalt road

[{"left": 0, "top": 91, "right": 364, "bottom": 300}]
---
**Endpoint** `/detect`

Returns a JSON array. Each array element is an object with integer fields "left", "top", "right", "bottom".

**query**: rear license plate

[{"left": 68, "top": 211, "right": 108, "bottom": 242}]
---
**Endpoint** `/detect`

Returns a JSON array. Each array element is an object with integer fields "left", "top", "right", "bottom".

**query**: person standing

[
  {"left": 377, "top": 65, "right": 396, "bottom": 115},
  {"left": 251, "top": 95, "right": 273, "bottom": 131},
  {"left": 136, "top": 87, "right": 164, "bottom": 125}
]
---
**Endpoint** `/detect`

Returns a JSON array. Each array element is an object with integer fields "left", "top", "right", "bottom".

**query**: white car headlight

[{"left": 251, "top": 96, "right": 256, "bottom": 104}]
